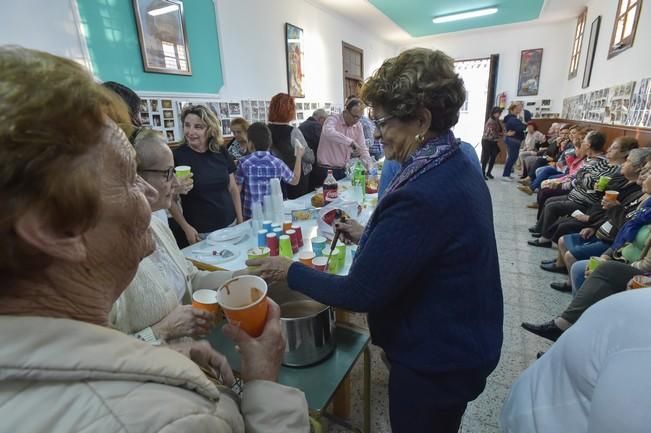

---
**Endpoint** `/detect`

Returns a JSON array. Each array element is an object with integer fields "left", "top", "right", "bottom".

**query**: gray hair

[
  {"left": 133, "top": 128, "right": 168, "bottom": 169},
  {"left": 313, "top": 108, "right": 328, "bottom": 119},
  {"left": 628, "top": 148, "right": 651, "bottom": 169}
]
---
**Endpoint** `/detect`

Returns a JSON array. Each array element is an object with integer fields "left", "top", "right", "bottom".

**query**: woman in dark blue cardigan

[{"left": 249, "top": 48, "right": 503, "bottom": 433}]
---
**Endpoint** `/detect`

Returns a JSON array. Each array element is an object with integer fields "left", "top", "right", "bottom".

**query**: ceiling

[
  {"left": 369, "top": 0, "right": 545, "bottom": 37},
  {"left": 309, "top": 0, "right": 588, "bottom": 44}
]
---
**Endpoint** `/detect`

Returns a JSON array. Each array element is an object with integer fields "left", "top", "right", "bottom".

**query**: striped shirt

[{"left": 568, "top": 155, "right": 619, "bottom": 207}]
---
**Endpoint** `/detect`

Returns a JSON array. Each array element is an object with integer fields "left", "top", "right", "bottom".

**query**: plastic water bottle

[{"left": 352, "top": 161, "right": 366, "bottom": 200}]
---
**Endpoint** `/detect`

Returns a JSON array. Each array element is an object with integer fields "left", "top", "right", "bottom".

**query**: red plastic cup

[
  {"left": 291, "top": 224, "right": 304, "bottom": 247},
  {"left": 286, "top": 229, "right": 299, "bottom": 253},
  {"left": 312, "top": 256, "right": 328, "bottom": 271},
  {"left": 266, "top": 233, "right": 279, "bottom": 256}
]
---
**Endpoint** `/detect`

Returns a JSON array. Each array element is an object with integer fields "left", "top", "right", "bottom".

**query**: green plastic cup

[
  {"left": 322, "top": 248, "right": 340, "bottom": 273},
  {"left": 279, "top": 235, "right": 293, "bottom": 258},
  {"left": 175, "top": 165, "right": 192, "bottom": 178},
  {"left": 595, "top": 176, "right": 611, "bottom": 192},
  {"left": 335, "top": 244, "right": 347, "bottom": 270},
  {"left": 588, "top": 256, "right": 602, "bottom": 272}
]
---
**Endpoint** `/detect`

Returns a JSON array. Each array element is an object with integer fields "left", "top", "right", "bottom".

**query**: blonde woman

[
  {"left": 170, "top": 105, "right": 243, "bottom": 246},
  {"left": 226, "top": 117, "right": 251, "bottom": 161}
]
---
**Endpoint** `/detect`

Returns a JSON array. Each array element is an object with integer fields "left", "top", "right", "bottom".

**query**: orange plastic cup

[
  {"left": 299, "top": 251, "right": 315, "bottom": 266},
  {"left": 217, "top": 275, "right": 268, "bottom": 337},
  {"left": 604, "top": 190, "right": 619, "bottom": 201},
  {"left": 192, "top": 289, "right": 221, "bottom": 315}
]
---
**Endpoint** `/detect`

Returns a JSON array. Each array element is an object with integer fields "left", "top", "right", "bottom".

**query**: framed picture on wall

[
  {"left": 517, "top": 48, "right": 543, "bottom": 96},
  {"left": 285, "top": 23, "right": 305, "bottom": 98},
  {"left": 132, "top": 0, "right": 192, "bottom": 75},
  {"left": 582, "top": 16, "right": 601, "bottom": 89}
]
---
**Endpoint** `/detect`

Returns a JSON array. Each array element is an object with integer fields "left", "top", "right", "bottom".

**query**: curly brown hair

[
  {"left": 268, "top": 93, "right": 296, "bottom": 123},
  {"left": 361, "top": 48, "right": 466, "bottom": 133},
  {"left": 181, "top": 105, "right": 224, "bottom": 152}
]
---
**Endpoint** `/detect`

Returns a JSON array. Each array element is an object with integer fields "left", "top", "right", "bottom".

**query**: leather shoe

[
  {"left": 527, "top": 202, "right": 539, "bottom": 209},
  {"left": 528, "top": 226, "right": 539, "bottom": 233},
  {"left": 550, "top": 281, "right": 572, "bottom": 292},
  {"left": 531, "top": 232, "right": 542, "bottom": 238},
  {"left": 541, "top": 258, "right": 556, "bottom": 264},
  {"left": 540, "top": 263, "right": 568, "bottom": 274},
  {"left": 521, "top": 320, "right": 564, "bottom": 342},
  {"left": 536, "top": 351, "right": 545, "bottom": 359},
  {"left": 528, "top": 239, "right": 552, "bottom": 247}
]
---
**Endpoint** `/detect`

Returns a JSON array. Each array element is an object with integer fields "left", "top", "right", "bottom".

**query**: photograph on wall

[
  {"left": 218, "top": 102, "right": 229, "bottom": 118},
  {"left": 582, "top": 16, "right": 601, "bottom": 89},
  {"left": 132, "top": 0, "right": 191, "bottom": 75},
  {"left": 221, "top": 119, "right": 231, "bottom": 136},
  {"left": 162, "top": 99, "right": 173, "bottom": 109},
  {"left": 296, "top": 102, "right": 303, "bottom": 110},
  {"left": 141, "top": 112, "right": 150, "bottom": 125},
  {"left": 285, "top": 23, "right": 305, "bottom": 98},
  {"left": 517, "top": 48, "right": 543, "bottom": 96},
  {"left": 152, "top": 114, "right": 161, "bottom": 127},
  {"left": 241, "top": 100, "right": 252, "bottom": 121},
  {"left": 150, "top": 99, "right": 159, "bottom": 112},
  {"left": 297, "top": 112, "right": 304, "bottom": 121},
  {"left": 228, "top": 103, "right": 241, "bottom": 116},
  {"left": 164, "top": 119, "right": 175, "bottom": 128},
  {"left": 166, "top": 131, "right": 175, "bottom": 142},
  {"left": 140, "top": 100, "right": 149, "bottom": 113},
  {"left": 163, "top": 110, "right": 174, "bottom": 119}
]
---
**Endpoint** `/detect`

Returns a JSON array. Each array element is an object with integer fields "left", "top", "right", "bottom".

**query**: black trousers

[
  {"left": 548, "top": 218, "right": 587, "bottom": 243},
  {"left": 535, "top": 197, "right": 586, "bottom": 235},
  {"left": 561, "top": 261, "right": 644, "bottom": 324},
  {"left": 388, "top": 363, "right": 490, "bottom": 433},
  {"left": 311, "top": 164, "right": 347, "bottom": 190},
  {"left": 285, "top": 172, "right": 309, "bottom": 199},
  {"left": 480, "top": 139, "right": 499, "bottom": 176}
]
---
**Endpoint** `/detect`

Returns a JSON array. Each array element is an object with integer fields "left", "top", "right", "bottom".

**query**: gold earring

[{"left": 415, "top": 133, "right": 425, "bottom": 144}]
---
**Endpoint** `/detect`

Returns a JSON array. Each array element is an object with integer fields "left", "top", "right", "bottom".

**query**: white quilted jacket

[{"left": 0, "top": 316, "right": 309, "bottom": 433}]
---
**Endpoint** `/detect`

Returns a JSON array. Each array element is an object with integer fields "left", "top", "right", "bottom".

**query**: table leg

[
  {"left": 309, "top": 414, "right": 324, "bottom": 433},
  {"left": 363, "top": 346, "right": 371, "bottom": 433},
  {"left": 333, "top": 309, "right": 352, "bottom": 419}
]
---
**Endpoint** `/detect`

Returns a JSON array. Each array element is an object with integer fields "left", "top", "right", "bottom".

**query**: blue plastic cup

[
  {"left": 312, "top": 236, "right": 327, "bottom": 257},
  {"left": 257, "top": 229, "right": 268, "bottom": 247}
]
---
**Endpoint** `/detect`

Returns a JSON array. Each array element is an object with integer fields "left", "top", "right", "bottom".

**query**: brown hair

[
  {"left": 0, "top": 47, "right": 131, "bottom": 281},
  {"left": 268, "top": 93, "right": 296, "bottom": 123},
  {"left": 230, "top": 117, "right": 250, "bottom": 132},
  {"left": 181, "top": 104, "right": 224, "bottom": 152},
  {"left": 361, "top": 48, "right": 466, "bottom": 133},
  {"left": 615, "top": 136, "right": 640, "bottom": 152}
]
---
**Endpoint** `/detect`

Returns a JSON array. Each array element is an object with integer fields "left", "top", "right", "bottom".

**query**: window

[
  {"left": 608, "top": 0, "right": 642, "bottom": 58},
  {"left": 568, "top": 9, "right": 587, "bottom": 79}
]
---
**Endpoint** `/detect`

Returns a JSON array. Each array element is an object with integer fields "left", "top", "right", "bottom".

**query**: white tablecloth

[{"left": 181, "top": 181, "right": 377, "bottom": 275}]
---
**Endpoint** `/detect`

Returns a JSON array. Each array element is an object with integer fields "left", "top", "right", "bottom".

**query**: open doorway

[{"left": 453, "top": 57, "right": 493, "bottom": 157}]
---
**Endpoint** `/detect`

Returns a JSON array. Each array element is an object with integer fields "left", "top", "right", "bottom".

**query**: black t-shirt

[{"left": 173, "top": 145, "right": 236, "bottom": 233}]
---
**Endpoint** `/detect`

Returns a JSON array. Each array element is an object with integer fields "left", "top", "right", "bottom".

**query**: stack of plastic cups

[
  {"left": 270, "top": 178, "right": 284, "bottom": 224},
  {"left": 286, "top": 229, "right": 299, "bottom": 253},
  {"left": 279, "top": 235, "right": 293, "bottom": 258},
  {"left": 251, "top": 201, "right": 264, "bottom": 233},
  {"left": 266, "top": 233, "right": 279, "bottom": 256},
  {"left": 291, "top": 224, "right": 304, "bottom": 247},
  {"left": 263, "top": 195, "right": 274, "bottom": 221}
]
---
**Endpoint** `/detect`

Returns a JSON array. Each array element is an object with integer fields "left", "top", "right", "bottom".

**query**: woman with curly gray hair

[{"left": 246, "top": 48, "right": 503, "bottom": 433}]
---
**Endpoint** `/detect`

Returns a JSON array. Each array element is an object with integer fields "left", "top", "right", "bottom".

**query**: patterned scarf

[
  {"left": 354, "top": 130, "right": 460, "bottom": 260},
  {"left": 611, "top": 197, "right": 651, "bottom": 251}
]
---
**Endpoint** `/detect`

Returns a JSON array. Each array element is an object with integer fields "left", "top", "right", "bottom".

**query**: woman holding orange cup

[{"left": 217, "top": 275, "right": 269, "bottom": 337}]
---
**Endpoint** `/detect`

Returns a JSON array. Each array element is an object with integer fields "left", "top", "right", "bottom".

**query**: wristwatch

[{"left": 135, "top": 327, "right": 163, "bottom": 346}]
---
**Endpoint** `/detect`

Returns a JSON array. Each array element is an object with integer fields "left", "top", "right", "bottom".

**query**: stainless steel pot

[{"left": 280, "top": 299, "right": 336, "bottom": 367}]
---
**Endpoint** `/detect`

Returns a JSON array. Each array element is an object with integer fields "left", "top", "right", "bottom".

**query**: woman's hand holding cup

[
  {"left": 246, "top": 256, "right": 293, "bottom": 284},
  {"left": 335, "top": 218, "right": 364, "bottom": 245},
  {"left": 152, "top": 304, "right": 215, "bottom": 340},
  {"left": 222, "top": 298, "right": 285, "bottom": 383}
]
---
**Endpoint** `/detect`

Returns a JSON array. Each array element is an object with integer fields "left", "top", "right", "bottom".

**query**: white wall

[
  {"left": 563, "top": 0, "right": 651, "bottom": 97},
  {"left": 402, "top": 20, "right": 576, "bottom": 114},
  {"left": 215, "top": 0, "right": 397, "bottom": 103},
  {"left": 0, "top": 0, "right": 89, "bottom": 67}
]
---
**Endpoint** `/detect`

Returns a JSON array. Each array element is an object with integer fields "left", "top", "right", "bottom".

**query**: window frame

[
  {"left": 569, "top": 8, "right": 588, "bottom": 79},
  {"left": 608, "top": 0, "right": 643, "bottom": 59}
]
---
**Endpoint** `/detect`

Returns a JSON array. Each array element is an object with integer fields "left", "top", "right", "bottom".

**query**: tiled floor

[{"left": 325, "top": 167, "right": 572, "bottom": 433}]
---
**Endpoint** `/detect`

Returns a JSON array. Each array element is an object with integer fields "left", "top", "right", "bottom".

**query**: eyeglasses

[
  {"left": 345, "top": 110, "right": 362, "bottom": 121},
  {"left": 139, "top": 166, "right": 175, "bottom": 182},
  {"left": 372, "top": 114, "right": 394, "bottom": 129}
]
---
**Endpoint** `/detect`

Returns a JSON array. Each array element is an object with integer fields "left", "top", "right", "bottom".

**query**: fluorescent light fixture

[
  {"left": 432, "top": 7, "right": 498, "bottom": 24},
  {"left": 148, "top": 5, "right": 179, "bottom": 16}
]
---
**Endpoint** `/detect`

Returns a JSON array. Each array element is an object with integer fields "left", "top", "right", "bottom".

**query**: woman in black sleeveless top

[{"left": 267, "top": 93, "right": 314, "bottom": 199}]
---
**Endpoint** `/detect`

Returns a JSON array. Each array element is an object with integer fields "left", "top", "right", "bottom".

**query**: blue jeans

[
  {"left": 570, "top": 260, "right": 589, "bottom": 296},
  {"left": 502, "top": 137, "right": 521, "bottom": 177},
  {"left": 531, "top": 166, "right": 563, "bottom": 190}
]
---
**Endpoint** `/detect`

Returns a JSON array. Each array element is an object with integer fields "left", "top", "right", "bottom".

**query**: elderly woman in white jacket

[
  {"left": 110, "top": 128, "right": 245, "bottom": 344},
  {"left": 0, "top": 47, "right": 308, "bottom": 433}
]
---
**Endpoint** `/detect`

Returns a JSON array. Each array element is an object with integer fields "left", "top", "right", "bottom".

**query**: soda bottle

[
  {"left": 352, "top": 160, "right": 366, "bottom": 200},
  {"left": 323, "top": 170, "right": 338, "bottom": 204}
]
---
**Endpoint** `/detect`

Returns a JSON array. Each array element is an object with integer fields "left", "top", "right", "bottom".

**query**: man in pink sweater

[{"left": 314, "top": 98, "right": 373, "bottom": 186}]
